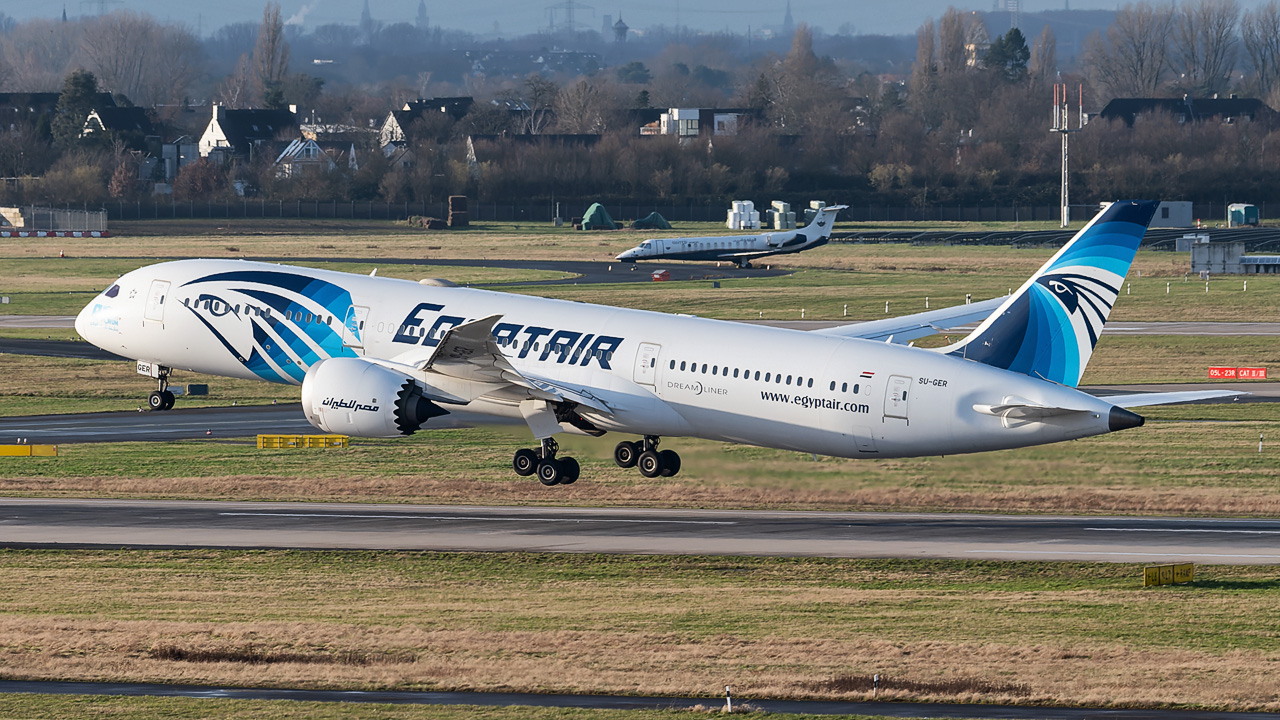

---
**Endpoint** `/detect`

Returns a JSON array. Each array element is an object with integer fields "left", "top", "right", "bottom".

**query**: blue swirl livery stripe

[
  {"left": 238, "top": 288, "right": 353, "bottom": 362},
  {"left": 253, "top": 321, "right": 305, "bottom": 382},
  {"left": 947, "top": 200, "right": 1159, "bottom": 386},
  {"left": 181, "top": 269, "right": 358, "bottom": 383}
]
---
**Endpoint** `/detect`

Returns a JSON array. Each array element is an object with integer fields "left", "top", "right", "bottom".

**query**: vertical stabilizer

[
  {"left": 800, "top": 204, "right": 846, "bottom": 240},
  {"left": 939, "top": 200, "right": 1159, "bottom": 387}
]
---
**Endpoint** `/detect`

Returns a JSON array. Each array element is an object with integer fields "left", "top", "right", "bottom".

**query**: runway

[
  {"left": 3, "top": 679, "right": 1277, "bottom": 720},
  {"left": 3, "top": 499, "right": 1278, "bottom": 563},
  {"left": 0, "top": 404, "right": 513, "bottom": 444}
]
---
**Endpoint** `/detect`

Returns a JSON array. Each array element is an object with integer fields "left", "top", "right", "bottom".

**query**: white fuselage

[{"left": 77, "top": 259, "right": 1124, "bottom": 458}]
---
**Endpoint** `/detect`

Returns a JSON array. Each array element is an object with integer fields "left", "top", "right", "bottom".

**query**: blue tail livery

[{"left": 940, "top": 200, "right": 1160, "bottom": 387}]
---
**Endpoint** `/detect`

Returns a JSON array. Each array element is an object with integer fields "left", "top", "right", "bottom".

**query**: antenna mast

[{"left": 1051, "top": 84, "right": 1083, "bottom": 228}]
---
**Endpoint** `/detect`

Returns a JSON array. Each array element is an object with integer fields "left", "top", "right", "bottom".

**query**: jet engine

[{"left": 301, "top": 357, "right": 449, "bottom": 437}]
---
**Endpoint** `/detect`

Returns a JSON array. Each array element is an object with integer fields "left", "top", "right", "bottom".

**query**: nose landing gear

[{"left": 147, "top": 368, "right": 175, "bottom": 411}]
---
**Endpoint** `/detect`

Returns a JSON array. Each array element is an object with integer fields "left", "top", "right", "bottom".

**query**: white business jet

[
  {"left": 76, "top": 200, "right": 1235, "bottom": 486},
  {"left": 616, "top": 205, "right": 847, "bottom": 268}
]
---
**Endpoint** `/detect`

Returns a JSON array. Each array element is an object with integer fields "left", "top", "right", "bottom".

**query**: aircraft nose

[{"left": 74, "top": 300, "right": 94, "bottom": 339}]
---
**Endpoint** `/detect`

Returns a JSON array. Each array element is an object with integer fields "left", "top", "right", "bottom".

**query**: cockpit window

[{"left": 104, "top": 284, "right": 120, "bottom": 298}]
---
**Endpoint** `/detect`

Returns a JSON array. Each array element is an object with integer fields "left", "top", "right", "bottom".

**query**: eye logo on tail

[{"left": 1036, "top": 270, "right": 1120, "bottom": 347}]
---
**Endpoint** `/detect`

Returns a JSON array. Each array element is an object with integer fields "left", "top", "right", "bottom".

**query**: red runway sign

[{"left": 1209, "top": 367, "right": 1267, "bottom": 380}]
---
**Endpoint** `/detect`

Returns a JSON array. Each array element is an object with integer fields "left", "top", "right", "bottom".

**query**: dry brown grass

[{"left": 2, "top": 553, "right": 1279, "bottom": 710}]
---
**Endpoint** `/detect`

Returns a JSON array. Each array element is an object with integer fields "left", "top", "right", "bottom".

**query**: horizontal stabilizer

[
  {"left": 817, "top": 296, "right": 1006, "bottom": 344},
  {"left": 1101, "top": 390, "right": 1248, "bottom": 408},
  {"left": 973, "top": 401, "right": 1093, "bottom": 419}
]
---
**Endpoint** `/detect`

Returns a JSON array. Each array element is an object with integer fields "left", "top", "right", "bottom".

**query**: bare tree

[
  {"left": 938, "top": 8, "right": 967, "bottom": 74},
  {"left": 909, "top": 20, "right": 939, "bottom": 123},
  {"left": 1029, "top": 24, "right": 1057, "bottom": 86},
  {"left": 0, "top": 17, "right": 83, "bottom": 90},
  {"left": 1085, "top": 2, "right": 1176, "bottom": 98},
  {"left": 78, "top": 12, "right": 200, "bottom": 106},
  {"left": 555, "top": 79, "right": 607, "bottom": 133},
  {"left": 253, "top": 3, "right": 291, "bottom": 106},
  {"left": 1172, "top": 0, "right": 1240, "bottom": 95},
  {"left": 1242, "top": 1, "right": 1280, "bottom": 98},
  {"left": 215, "top": 54, "right": 254, "bottom": 107}
]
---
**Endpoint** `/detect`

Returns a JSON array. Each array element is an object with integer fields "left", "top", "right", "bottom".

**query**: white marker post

[{"left": 725, "top": 686, "right": 733, "bottom": 713}]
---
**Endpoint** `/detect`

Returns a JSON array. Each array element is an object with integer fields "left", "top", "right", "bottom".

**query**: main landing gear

[
  {"left": 613, "top": 435, "right": 681, "bottom": 478},
  {"left": 512, "top": 437, "right": 580, "bottom": 486},
  {"left": 147, "top": 368, "right": 175, "bottom": 411}
]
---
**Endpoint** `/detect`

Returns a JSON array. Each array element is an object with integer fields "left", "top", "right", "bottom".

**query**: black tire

[
  {"left": 513, "top": 448, "right": 538, "bottom": 476},
  {"left": 537, "top": 458, "right": 563, "bottom": 486},
  {"left": 637, "top": 450, "right": 664, "bottom": 478},
  {"left": 161, "top": 390, "right": 176, "bottom": 410},
  {"left": 659, "top": 449, "right": 681, "bottom": 477},
  {"left": 148, "top": 391, "right": 166, "bottom": 411},
  {"left": 613, "top": 441, "right": 640, "bottom": 468},
  {"left": 559, "top": 457, "right": 580, "bottom": 485}
]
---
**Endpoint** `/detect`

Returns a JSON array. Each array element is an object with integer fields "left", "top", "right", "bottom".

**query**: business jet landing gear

[
  {"left": 147, "top": 369, "right": 175, "bottom": 411},
  {"left": 614, "top": 436, "right": 680, "bottom": 478},
  {"left": 513, "top": 437, "right": 579, "bottom": 487},
  {"left": 737, "top": 259, "right": 753, "bottom": 269}
]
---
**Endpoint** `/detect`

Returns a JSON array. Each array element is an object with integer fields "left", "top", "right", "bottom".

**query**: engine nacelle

[{"left": 301, "top": 357, "right": 449, "bottom": 437}]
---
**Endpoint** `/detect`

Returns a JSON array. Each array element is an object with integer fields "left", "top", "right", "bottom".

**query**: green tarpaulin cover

[{"left": 581, "top": 203, "right": 617, "bottom": 230}]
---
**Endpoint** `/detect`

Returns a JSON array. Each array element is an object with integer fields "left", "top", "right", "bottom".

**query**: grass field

[{"left": 0, "top": 550, "right": 1277, "bottom": 710}]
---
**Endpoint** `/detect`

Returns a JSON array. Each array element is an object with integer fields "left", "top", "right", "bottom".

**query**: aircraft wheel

[
  {"left": 658, "top": 449, "right": 681, "bottom": 477},
  {"left": 161, "top": 390, "right": 176, "bottom": 410},
  {"left": 559, "top": 457, "right": 580, "bottom": 485},
  {"left": 537, "top": 458, "right": 563, "bottom": 486},
  {"left": 613, "top": 441, "right": 640, "bottom": 468},
  {"left": 513, "top": 448, "right": 539, "bottom": 476},
  {"left": 637, "top": 450, "right": 664, "bottom": 479},
  {"left": 148, "top": 391, "right": 166, "bottom": 411}
]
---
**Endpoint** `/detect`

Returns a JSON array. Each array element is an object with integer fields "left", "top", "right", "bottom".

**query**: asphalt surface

[
  {"left": 0, "top": 337, "right": 124, "bottom": 360},
  {"left": 3, "top": 499, "right": 1279, "bottom": 563},
  {"left": 3, "top": 679, "right": 1278, "bottom": 720},
  {"left": 0, "top": 404, "right": 513, "bottom": 444}
]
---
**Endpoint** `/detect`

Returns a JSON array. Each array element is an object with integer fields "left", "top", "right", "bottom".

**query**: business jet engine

[{"left": 301, "top": 357, "right": 449, "bottom": 437}]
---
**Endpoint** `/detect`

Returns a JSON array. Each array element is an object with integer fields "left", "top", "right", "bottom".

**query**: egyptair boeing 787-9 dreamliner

[{"left": 76, "top": 200, "right": 1236, "bottom": 485}]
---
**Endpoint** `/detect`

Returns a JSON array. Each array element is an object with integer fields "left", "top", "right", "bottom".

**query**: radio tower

[{"left": 1051, "top": 84, "right": 1083, "bottom": 228}]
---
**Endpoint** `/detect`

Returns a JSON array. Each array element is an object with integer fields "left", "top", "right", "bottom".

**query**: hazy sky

[{"left": 7, "top": 0, "right": 1182, "bottom": 37}]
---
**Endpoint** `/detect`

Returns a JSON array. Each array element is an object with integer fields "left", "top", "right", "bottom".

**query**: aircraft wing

[
  {"left": 813, "top": 296, "right": 1007, "bottom": 344},
  {"left": 393, "top": 314, "right": 613, "bottom": 413},
  {"left": 1100, "top": 390, "right": 1249, "bottom": 408},
  {"left": 412, "top": 314, "right": 517, "bottom": 384}
]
